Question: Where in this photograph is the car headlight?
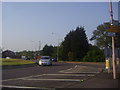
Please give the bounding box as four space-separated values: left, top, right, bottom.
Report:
39 60 42 65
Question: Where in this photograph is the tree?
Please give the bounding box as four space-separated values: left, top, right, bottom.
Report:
51 46 57 58
58 44 64 61
83 45 105 62
68 51 75 61
16 50 35 59
42 44 54 57
90 22 111 49
61 26 89 61
90 21 120 49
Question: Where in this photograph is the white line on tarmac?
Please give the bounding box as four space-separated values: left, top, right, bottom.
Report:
2 78 24 82
78 72 100 74
66 68 72 70
2 74 44 82
59 68 73 72
75 65 78 68
43 74 95 77
2 70 97 82
1 85 54 90
59 65 78 72
22 78 82 82
59 70 100 74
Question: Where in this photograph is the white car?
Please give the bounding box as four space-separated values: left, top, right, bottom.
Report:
39 56 52 66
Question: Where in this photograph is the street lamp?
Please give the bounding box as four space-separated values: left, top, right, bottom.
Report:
51 32 60 61
38 41 41 55
31 41 37 59
32 41 37 52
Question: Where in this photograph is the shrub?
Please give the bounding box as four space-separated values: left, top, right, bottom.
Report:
83 46 105 62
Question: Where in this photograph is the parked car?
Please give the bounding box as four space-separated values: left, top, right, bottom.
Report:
39 56 52 66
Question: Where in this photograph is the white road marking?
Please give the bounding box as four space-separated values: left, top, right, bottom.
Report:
2 73 95 82
59 69 71 73
2 78 24 82
61 71 100 74
78 72 100 74
59 70 65 72
3 65 98 82
1 85 54 90
66 68 72 70
43 74 95 77
75 65 78 68
59 65 78 72
59 65 101 75
22 78 82 82
2 74 44 82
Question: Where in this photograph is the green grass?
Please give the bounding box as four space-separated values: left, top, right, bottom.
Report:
0 58 36 66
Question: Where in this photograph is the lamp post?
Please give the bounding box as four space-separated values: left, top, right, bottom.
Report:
32 41 37 59
38 41 41 55
51 32 60 61
32 41 37 52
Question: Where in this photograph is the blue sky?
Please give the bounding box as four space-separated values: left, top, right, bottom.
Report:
2 2 118 52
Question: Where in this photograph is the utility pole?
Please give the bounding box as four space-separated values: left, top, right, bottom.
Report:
109 0 116 79
39 41 41 55
52 32 59 61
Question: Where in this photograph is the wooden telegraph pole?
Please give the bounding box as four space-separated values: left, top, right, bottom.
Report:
109 0 116 79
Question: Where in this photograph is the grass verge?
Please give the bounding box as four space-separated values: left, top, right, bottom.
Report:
0 58 36 66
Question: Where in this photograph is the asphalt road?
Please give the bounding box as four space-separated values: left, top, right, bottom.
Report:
1 61 105 90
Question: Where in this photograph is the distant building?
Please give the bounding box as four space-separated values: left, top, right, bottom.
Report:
21 56 26 60
2 50 16 58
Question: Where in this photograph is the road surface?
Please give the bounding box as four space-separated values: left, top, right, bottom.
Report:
2 61 105 89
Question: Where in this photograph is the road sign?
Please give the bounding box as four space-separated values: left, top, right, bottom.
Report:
107 32 116 37
107 25 120 33
104 47 112 58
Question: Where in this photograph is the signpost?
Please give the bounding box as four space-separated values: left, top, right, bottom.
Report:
107 25 120 33
107 32 116 37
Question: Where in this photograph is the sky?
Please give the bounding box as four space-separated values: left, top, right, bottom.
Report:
1 1 119 52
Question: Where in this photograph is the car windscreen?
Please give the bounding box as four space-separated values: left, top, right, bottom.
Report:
41 57 50 59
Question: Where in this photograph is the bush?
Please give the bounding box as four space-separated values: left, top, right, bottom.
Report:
83 46 105 62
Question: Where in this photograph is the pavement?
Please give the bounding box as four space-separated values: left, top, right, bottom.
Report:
77 65 119 88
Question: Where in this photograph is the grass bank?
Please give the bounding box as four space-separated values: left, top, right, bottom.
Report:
0 58 36 66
